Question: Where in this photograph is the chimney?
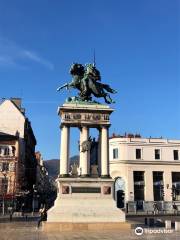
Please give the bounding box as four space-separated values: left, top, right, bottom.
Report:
11 98 22 109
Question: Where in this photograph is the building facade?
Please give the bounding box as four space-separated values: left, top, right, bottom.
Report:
0 133 19 211
35 151 56 209
0 98 37 211
109 135 180 209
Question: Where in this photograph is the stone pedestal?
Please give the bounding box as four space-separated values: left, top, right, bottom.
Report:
44 102 126 231
44 177 126 231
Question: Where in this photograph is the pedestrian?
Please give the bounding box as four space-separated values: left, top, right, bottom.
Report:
37 207 47 228
173 202 178 215
21 203 25 217
153 202 159 215
8 207 13 222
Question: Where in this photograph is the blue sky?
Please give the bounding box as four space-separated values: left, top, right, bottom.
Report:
0 0 179 159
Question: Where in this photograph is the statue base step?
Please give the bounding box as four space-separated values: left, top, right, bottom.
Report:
42 222 131 232
45 178 126 229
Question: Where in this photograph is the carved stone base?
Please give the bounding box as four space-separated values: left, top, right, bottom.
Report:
46 178 125 225
42 222 131 232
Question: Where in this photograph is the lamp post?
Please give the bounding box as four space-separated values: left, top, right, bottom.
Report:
2 171 8 216
32 184 37 216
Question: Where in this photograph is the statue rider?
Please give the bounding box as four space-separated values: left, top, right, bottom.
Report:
57 62 116 104
81 64 101 95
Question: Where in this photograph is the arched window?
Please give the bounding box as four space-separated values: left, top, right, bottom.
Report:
12 146 16 156
115 177 125 209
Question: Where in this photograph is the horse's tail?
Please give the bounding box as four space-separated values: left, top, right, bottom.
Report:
102 84 117 94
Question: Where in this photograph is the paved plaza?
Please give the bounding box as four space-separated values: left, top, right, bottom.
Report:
0 221 180 240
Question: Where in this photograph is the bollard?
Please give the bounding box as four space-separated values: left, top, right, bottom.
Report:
175 221 180 231
126 203 128 213
165 220 171 229
149 218 154 227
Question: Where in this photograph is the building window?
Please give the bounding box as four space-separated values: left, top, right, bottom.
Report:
133 171 144 203
136 149 141 159
4 148 10 156
174 150 179 160
155 149 160 160
2 162 9 171
1 178 8 194
153 172 164 201
113 148 119 159
172 172 180 201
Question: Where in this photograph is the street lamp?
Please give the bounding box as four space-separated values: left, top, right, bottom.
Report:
32 184 37 215
2 171 8 216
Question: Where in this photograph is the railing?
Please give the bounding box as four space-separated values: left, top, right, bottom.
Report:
0 156 17 160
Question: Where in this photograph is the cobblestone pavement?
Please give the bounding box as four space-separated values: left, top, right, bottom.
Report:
0 222 180 240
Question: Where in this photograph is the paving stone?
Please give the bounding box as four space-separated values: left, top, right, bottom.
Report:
0 222 180 240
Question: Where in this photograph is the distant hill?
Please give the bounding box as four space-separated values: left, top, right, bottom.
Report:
44 155 79 179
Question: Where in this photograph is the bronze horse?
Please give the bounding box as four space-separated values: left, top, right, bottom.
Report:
57 63 116 104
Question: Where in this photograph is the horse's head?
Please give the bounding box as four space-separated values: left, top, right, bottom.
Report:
69 63 85 76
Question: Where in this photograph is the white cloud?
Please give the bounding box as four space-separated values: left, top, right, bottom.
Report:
22 50 54 70
0 37 54 70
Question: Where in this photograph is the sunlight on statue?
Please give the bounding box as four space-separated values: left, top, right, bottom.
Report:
57 63 117 104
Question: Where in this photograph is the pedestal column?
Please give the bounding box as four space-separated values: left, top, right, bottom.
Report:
81 126 90 177
97 129 102 176
59 125 70 177
101 126 110 178
79 127 83 176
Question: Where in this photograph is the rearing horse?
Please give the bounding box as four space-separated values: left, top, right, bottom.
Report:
57 63 117 104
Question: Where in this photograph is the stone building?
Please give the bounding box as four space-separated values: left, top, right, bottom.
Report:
109 134 180 210
0 98 37 211
0 132 19 211
35 151 56 209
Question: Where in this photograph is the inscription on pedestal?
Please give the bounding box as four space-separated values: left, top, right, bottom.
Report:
72 187 101 193
62 112 110 125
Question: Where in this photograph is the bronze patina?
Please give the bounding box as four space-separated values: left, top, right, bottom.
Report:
57 63 116 104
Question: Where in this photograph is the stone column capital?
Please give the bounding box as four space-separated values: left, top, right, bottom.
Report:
99 125 110 130
82 125 89 130
60 123 70 130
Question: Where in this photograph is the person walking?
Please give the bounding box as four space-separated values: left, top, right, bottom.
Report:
8 206 13 222
37 206 47 228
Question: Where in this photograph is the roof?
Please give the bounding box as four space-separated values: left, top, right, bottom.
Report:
0 98 36 144
0 132 19 141
0 98 25 117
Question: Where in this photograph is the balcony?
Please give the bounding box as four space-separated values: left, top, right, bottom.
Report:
0 156 17 161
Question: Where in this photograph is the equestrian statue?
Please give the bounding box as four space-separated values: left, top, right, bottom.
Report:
57 63 117 104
